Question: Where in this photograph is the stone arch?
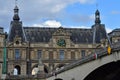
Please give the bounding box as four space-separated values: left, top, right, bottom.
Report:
84 61 120 80
31 64 49 75
31 65 38 75
14 65 21 75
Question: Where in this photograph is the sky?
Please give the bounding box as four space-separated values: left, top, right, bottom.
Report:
0 0 120 33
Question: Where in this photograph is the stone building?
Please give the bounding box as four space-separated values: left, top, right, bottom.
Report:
0 27 6 77
0 5 108 77
109 28 120 44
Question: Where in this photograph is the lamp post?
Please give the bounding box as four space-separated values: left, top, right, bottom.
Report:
1 39 7 79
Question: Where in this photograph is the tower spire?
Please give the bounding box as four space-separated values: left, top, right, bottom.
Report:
13 0 20 21
8 0 26 42
95 2 101 24
15 0 17 6
95 9 101 24
96 3 98 10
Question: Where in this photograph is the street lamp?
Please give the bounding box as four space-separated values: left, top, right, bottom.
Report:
1 38 7 79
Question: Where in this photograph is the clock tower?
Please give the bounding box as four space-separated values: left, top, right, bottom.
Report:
95 9 101 24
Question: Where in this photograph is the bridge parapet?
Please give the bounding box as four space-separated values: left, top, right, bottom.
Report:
7 75 46 79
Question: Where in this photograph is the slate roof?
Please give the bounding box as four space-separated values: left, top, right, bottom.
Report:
7 6 107 44
8 21 26 42
109 28 120 37
68 28 93 43
23 26 106 44
23 27 56 43
7 23 107 44
92 24 107 43
0 27 4 34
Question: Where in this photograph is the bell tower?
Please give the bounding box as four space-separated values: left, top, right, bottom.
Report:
7 1 26 42
95 9 101 24
92 9 107 44
13 5 20 21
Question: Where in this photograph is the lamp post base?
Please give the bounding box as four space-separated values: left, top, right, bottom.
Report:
1 74 7 79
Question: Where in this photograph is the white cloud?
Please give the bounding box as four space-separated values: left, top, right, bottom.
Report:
44 20 62 27
33 24 43 27
65 25 91 29
51 4 66 13
106 27 112 33
33 20 112 33
32 20 91 29
33 20 61 27
19 0 96 18
79 0 96 4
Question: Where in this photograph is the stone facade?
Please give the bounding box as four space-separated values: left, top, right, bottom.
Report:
0 5 111 78
109 28 120 44
0 28 6 77
6 29 97 76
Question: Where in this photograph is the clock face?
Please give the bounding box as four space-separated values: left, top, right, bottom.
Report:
96 15 99 18
57 39 66 47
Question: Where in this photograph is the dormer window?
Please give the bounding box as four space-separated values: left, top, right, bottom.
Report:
16 40 19 45
14 35 22 45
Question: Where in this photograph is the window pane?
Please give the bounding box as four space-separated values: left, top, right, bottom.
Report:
15 49 20 59
71 52 75 59
37 50 42 59
49 51 53 60
81 50 85 58
59 50 64 60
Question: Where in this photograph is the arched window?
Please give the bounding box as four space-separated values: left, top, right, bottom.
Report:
31 64 49 75
32 67 38 75
13 65 21 75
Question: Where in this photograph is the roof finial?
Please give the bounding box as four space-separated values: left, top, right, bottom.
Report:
96 3 98 10
13 0 20 21
15 0 17 6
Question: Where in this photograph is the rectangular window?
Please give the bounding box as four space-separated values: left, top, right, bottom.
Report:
37 50 42 59
59 50 64 60
49 51 53 60
15 49 20 60
71 52 75 60
81 50 85 58
0 51 2 58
